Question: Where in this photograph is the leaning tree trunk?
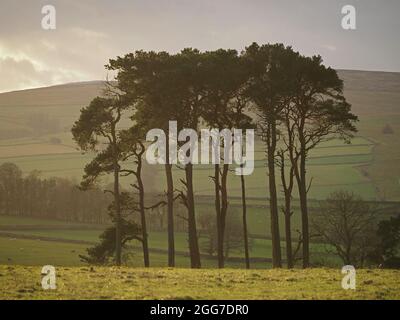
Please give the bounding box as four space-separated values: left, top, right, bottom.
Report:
185 163 201 268
240 165 250 269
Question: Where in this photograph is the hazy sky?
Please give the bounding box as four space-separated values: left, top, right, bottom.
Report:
0 0 399 92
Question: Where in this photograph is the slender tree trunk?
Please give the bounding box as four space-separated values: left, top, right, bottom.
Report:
113 159 122 266
220 163 229 265
267 123 282 268
165 135 175 267
111 123 122 266
240 165 250 269
295 135 310 268
214 164 223 268
165 163 175 267
283 193 293 268
136 152 149 267
279 150 294 269
185 163 201 268
299 158 309 268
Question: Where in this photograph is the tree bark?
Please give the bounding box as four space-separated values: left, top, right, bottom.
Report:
219 164 229 266
185 163 201 268
283 193 293 268
267 122 282 268
136 148 149 267
295 134 310 268
113 153 122 266
240 165 250 269
214 164 223 268
279 150 295 269
165 163 175 267
165 135 175 267
299 163 309 268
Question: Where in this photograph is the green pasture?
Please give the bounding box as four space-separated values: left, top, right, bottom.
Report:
0 215 343 268
1 265 399 299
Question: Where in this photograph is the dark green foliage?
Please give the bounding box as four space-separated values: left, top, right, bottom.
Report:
72 93 129 265
369 214 400 268
79 218 142 265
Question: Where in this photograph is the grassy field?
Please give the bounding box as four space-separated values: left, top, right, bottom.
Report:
0 265 399 300
0 215 341 269
0 235 338 267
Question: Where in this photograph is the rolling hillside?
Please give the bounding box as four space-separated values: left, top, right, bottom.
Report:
1 70 400 270
0 70 400 200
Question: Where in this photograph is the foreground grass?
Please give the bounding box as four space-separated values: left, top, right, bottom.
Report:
0 265 399 300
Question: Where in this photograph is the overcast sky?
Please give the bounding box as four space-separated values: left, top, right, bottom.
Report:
0 0 399 92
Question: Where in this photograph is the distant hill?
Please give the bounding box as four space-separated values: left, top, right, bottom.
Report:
338 70 400 117
0 81 108 141
338 70 400 93
0 70 399 116
0 81 106 108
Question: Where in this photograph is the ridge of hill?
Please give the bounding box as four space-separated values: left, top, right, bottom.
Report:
0 81 106 107
0 70 399 115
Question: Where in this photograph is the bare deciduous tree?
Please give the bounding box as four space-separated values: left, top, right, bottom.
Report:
312 190 377 266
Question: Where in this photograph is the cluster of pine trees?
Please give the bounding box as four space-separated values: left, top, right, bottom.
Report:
72 42 358 269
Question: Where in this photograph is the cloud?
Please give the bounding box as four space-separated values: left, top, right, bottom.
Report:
321 44 337 52
0 0 399 92
0 56 48 92
69 27 108 40
0 54 85 93
0 24 113 92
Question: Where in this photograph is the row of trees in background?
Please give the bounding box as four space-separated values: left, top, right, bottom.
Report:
0 162 110 223
72 42 358 269
0 162 196 231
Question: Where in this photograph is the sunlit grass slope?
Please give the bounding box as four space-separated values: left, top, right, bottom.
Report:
0 266 399 300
